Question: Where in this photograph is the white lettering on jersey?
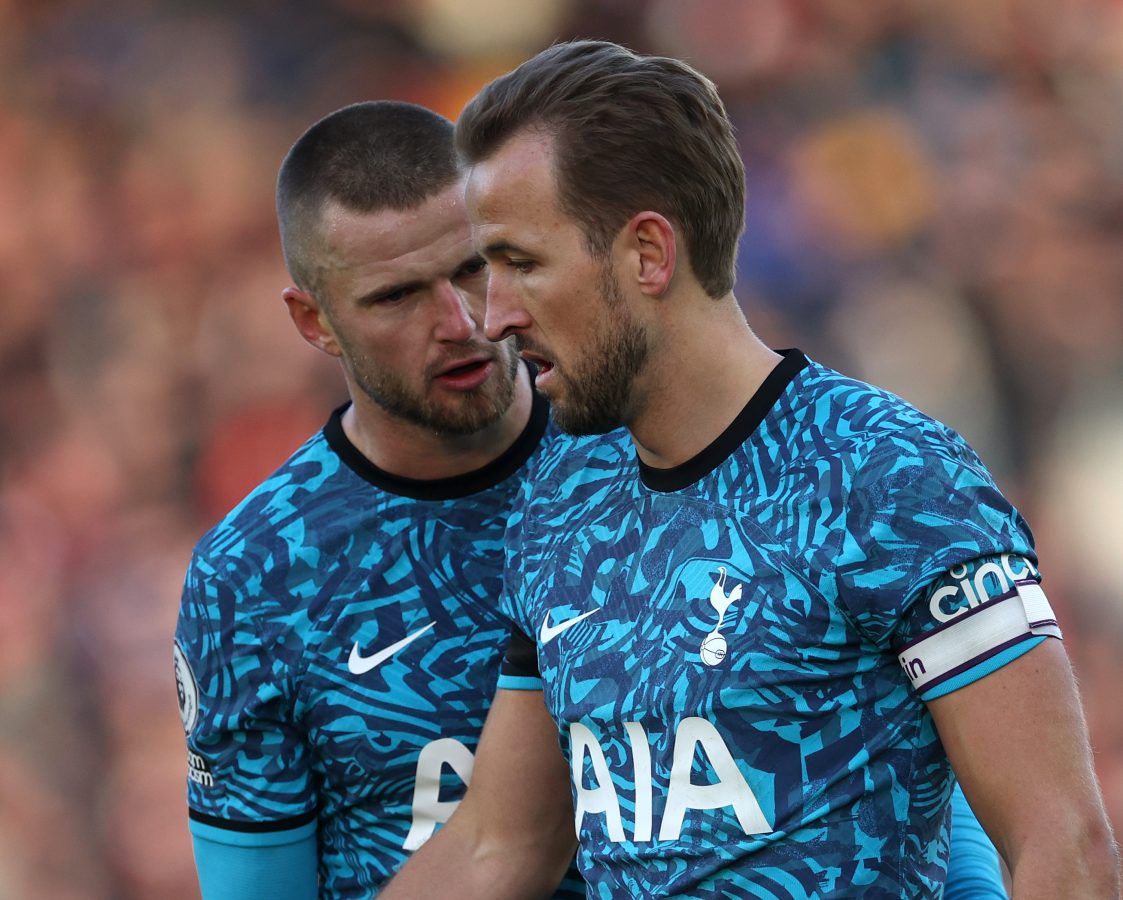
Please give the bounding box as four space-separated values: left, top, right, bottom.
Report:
571 723 627 842
626 722 654 842
660 717 772 839
571 718 772 843
187 749 214 787
402 738 474 851
928 554 1040 622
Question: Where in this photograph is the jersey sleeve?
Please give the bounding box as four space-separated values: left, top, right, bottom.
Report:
945 783 1007 899
835 423 1037 643
191 825 318 900
894 554 1059 701
495 475 543 692
497 625 543 690
833 425 1058 699
175 545 317 848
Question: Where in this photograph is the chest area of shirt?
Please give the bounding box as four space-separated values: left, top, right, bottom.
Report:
520 494 861 720
282 504 514 747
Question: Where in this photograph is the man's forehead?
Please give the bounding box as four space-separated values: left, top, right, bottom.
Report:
323 190 469 252
316 193 475 286
465 131 557 215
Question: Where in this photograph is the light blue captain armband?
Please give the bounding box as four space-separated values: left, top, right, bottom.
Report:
897 579 1062 702
946 783 1007 899
190 814 318 900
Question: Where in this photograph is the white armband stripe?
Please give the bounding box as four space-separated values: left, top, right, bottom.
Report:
897 580 1061 694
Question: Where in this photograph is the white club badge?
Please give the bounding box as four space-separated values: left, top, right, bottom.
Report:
700 566 743 666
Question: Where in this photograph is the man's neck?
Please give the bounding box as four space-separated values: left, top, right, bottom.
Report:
341 365 535 481
626 297 781 470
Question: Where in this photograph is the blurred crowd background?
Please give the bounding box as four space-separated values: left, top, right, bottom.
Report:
2 0 1122 897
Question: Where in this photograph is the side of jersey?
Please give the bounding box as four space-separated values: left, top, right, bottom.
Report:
499 352 1044 899
176 400 552 897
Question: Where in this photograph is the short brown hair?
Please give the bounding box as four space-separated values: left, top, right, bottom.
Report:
456 40 745 298
277 101 458 294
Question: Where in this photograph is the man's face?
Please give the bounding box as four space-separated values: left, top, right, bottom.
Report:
313 184 519 435
467 132 649 435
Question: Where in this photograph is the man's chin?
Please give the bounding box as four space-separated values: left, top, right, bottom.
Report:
427 386 517 436
550 399 620 437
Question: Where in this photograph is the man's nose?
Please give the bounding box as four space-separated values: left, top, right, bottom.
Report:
432 280 477 343
483 270 531 342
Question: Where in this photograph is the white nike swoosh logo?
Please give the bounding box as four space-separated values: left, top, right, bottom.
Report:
348 622 436 675
539 608 601 644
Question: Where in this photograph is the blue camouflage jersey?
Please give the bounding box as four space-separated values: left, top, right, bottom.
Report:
499 349 1056 899
175 391 582 898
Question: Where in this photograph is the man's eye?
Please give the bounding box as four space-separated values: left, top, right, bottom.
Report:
373 290 406 304
459 258 488 278
508 260 534 273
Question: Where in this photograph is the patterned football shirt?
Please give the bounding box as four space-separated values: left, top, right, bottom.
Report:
176 391 581 897
499 350 1056 899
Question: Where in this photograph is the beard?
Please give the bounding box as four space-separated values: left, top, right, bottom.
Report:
344 338 521 436
530 264 650 436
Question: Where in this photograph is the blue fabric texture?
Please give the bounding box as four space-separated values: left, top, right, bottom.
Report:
176 395 581 897
498 350 1039 898
192 830 318 900
946 783 1008 898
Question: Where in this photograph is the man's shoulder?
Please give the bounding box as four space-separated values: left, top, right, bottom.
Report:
530 425 632 490
188 426 341 576
790 358 968 458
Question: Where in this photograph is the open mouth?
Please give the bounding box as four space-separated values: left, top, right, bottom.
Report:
434 356 494 391
441 359 489 378
520 351 554 376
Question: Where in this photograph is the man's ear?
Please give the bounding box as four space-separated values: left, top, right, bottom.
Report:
282 286 341 357
627 211 677 298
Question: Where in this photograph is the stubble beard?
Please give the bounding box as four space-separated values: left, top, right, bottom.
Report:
541 264 650 436
347 339 522 437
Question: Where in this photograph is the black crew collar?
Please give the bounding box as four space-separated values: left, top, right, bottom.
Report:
324 389 549 500
638 349 809 493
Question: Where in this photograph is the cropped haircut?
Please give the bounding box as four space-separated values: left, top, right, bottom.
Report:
456 40 745 298
277 101 459 295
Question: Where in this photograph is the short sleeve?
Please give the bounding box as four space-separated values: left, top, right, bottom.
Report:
175 547 316 840
894 553 1060 701
835 424 1036 649
498 626 542 689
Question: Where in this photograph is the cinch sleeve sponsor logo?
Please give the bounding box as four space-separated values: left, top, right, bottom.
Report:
899 579 1061 693
927 554 1039 623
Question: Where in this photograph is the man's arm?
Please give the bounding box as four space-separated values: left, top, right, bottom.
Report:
929 640 1120 899
382 687 578 898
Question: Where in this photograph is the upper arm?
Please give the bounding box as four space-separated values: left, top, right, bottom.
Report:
928 639 1107 871
380 687 577 899
457 687 575 856
176 551 316 854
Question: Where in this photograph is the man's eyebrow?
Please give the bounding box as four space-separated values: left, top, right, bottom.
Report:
354 279 424 304
456 251 486 270
481 239 528 258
